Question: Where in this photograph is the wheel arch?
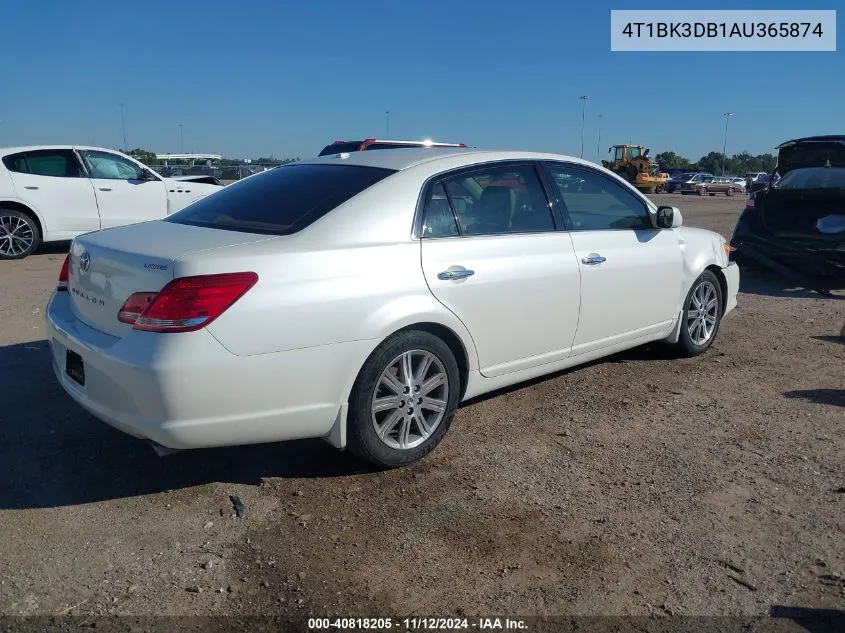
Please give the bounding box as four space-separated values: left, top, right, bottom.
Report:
705 264 729 316
326 318 475 451
0 199 44 237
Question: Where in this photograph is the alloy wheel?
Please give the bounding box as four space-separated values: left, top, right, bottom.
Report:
0 214 34 257
687 280 719 346
371 349 449 450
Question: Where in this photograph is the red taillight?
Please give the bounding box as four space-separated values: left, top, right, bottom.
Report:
57 254 70 291
118 272 258 333
117 292 158 324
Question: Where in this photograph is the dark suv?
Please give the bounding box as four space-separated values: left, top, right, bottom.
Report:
318 138 467 157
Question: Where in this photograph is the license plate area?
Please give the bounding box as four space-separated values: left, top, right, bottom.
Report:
66 349 85 386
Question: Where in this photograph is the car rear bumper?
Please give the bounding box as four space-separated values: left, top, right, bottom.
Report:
730 232 845 290
46 292 368 449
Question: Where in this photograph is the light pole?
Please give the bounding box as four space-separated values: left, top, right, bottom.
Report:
579 96 588 158
721 112 732 175
179 124 184 153
385 111 390 138
118 103 127 151
596 114 603 162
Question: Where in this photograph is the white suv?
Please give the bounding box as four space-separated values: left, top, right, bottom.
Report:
0 146 222 259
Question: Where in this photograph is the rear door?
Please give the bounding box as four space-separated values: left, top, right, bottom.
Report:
78 149 168 228
3 149 99 238
542 161 684 355
419 162 581 378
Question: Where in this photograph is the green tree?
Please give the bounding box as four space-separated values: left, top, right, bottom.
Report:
124 148 159 165
655 151 691 169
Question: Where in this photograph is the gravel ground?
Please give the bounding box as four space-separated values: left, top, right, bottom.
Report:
0 193 843 622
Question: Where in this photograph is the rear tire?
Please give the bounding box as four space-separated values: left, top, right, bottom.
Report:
726 188 735 197
698 187 707 196
346 330 461 468
0 209 40 260
674 270 724 357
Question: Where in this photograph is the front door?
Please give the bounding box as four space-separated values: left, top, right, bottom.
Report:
419 163 581 378
78 149 168 229
543 162 684 355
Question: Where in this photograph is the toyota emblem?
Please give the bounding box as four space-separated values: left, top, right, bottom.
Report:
79 251 91 273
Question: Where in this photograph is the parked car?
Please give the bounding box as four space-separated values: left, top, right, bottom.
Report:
47 148 739 468
744 172 770 193
0 146 222 259
730 135 845 293
319 138 467 157
691 176 744 197
679 172 716 194
664 172 695 193
730 177 747 191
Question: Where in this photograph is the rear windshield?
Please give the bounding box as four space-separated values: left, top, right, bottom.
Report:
166 164 396 235
773 166 845 190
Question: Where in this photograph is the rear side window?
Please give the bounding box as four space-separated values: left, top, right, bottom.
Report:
2 152 30 173
3 149 83 177
166 164 396 235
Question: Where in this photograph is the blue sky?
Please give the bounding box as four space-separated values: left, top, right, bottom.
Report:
3 0 841 160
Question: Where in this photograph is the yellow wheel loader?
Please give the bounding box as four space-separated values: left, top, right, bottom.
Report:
601 145 669 194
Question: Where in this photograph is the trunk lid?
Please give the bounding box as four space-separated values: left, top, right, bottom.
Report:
775 137 845 176
68 221 276 337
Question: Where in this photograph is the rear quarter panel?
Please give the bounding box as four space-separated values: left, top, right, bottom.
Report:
185 238 478 369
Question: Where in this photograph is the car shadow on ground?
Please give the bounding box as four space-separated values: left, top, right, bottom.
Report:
769 605 845 633
783 389 845 408
738 266 845 300
34 241 71 256
0 340 375 511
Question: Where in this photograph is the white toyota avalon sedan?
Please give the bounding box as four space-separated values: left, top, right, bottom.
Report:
46 148 739 468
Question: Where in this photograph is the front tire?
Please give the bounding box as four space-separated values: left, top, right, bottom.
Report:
674 270 724 357
0 209 41 260
346 330 461 468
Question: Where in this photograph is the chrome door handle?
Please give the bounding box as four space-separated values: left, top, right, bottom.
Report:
437 269 475 280
581 255 607 265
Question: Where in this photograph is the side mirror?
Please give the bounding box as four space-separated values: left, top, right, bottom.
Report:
655 205 683 229
138 168 157 181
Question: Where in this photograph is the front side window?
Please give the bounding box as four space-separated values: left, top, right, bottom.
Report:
432 164 554 236
547 163 652 231
3 149 83 177
80 150 144 180
167 163 395 235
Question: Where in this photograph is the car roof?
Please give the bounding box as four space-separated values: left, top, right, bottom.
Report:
300 147 600 172
0 144 126 156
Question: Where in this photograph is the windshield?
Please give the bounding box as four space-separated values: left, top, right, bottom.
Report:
166 164 396 234
772 166 845 190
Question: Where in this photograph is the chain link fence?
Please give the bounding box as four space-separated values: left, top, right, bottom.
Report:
150 163 282 183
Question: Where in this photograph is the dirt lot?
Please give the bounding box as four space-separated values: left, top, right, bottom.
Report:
1 194 843 623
